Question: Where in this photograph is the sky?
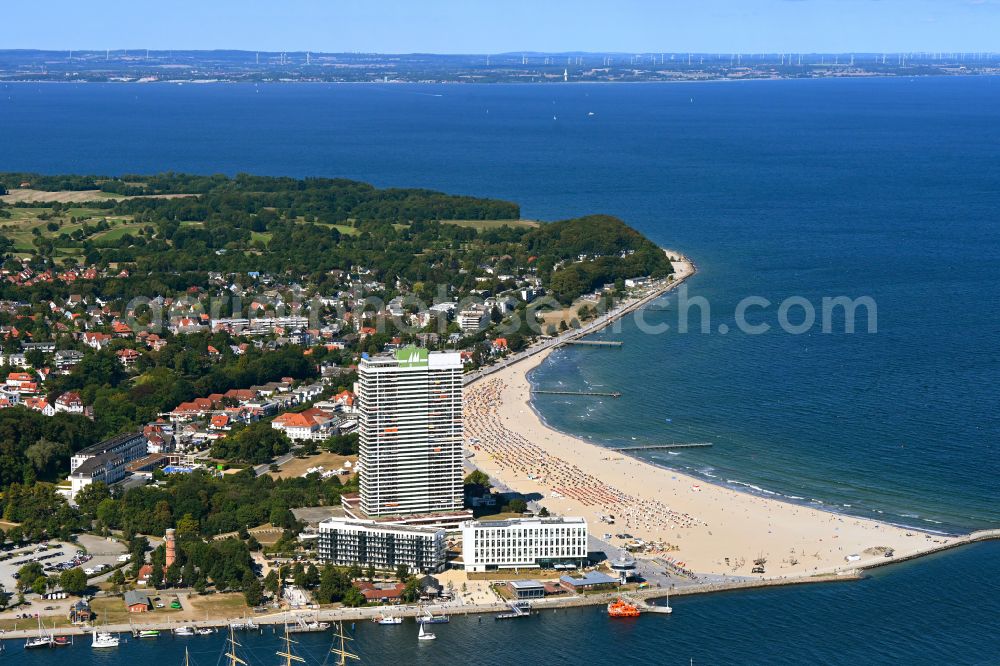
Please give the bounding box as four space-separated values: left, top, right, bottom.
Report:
4 0 999 54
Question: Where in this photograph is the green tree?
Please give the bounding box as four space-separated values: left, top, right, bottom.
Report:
148 565 163 589
165 562 181 588
16 563 44 592
505 498 528 514
401 577 420 603
264 570 280 597
75 481 112 516
243 573 263 607
109 569 126 595
59 567 88 596
342 585 365 607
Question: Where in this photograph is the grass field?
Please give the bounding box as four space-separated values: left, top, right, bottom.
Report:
268 451 357 480
315 221 360 236
185 592 249 618
91 223 146 243
439 219 540 231
0 205 137 253
0 189 119 204
0 189 197 204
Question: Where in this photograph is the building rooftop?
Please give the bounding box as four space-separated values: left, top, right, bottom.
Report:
72 450 127 477
318 517 445 536
508 579 545 590
124 590 150 607
469 516 587 529
74 431 143 458
560 571 618 587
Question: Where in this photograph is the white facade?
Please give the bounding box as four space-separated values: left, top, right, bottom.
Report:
357 347 463 517
70 432 147 473
457 307 489 334
461 517 588 572
316 518 446 574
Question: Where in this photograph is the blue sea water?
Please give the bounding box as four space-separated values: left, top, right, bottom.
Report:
1 78 998 664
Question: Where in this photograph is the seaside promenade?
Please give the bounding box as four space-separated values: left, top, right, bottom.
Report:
4 529 999 640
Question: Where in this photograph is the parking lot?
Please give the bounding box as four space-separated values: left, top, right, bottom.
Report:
0 534 128 592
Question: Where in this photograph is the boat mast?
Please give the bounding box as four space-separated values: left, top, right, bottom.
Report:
276 626 306 666
330 622 359 665
225 627 248 666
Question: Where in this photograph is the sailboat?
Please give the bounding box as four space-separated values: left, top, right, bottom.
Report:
276 626 306 666
24 615 55 649
330 622 360 665
224 627 248 666
417 622 436 641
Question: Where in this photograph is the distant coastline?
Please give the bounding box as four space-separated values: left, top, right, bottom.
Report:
2 49 997 85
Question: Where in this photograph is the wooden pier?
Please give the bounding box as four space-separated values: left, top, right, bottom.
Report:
531 389 622 398
564 340 623 347
611 442 713 452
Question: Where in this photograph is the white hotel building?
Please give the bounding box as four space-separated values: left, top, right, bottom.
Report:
316 518 446 574
461 517 589 572
357 347 465 518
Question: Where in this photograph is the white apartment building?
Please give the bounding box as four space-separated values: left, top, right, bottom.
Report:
316 518 446 574
457 306 490 334
68 431 148 502
357 347 464 517
461 517 589 572
70 431 147 473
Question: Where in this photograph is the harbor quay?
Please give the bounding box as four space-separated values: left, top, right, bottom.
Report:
4 525 999 642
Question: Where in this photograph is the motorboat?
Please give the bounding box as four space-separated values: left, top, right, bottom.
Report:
375 615 402 625
174 626 195 636
286 617 330 633
417 611 450 624
195 627 216 635
92 630 120 648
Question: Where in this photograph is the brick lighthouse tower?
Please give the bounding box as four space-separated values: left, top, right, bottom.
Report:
165 528 176 568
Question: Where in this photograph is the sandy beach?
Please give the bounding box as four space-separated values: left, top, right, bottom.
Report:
465 253 955 579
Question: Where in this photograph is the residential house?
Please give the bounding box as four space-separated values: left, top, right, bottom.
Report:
55 391 84 413
82 332 112 350
124 590 151 612
271 407 337 441
116 348 141 369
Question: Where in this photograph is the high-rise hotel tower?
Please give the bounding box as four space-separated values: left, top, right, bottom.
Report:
357 347 464 517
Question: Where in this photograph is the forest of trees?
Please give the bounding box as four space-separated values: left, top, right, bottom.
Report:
0 173 671 307
77 466 354 538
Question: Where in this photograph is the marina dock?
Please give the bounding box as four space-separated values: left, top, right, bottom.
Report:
564 340 623 347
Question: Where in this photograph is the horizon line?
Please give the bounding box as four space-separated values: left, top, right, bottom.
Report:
2 48 997 56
